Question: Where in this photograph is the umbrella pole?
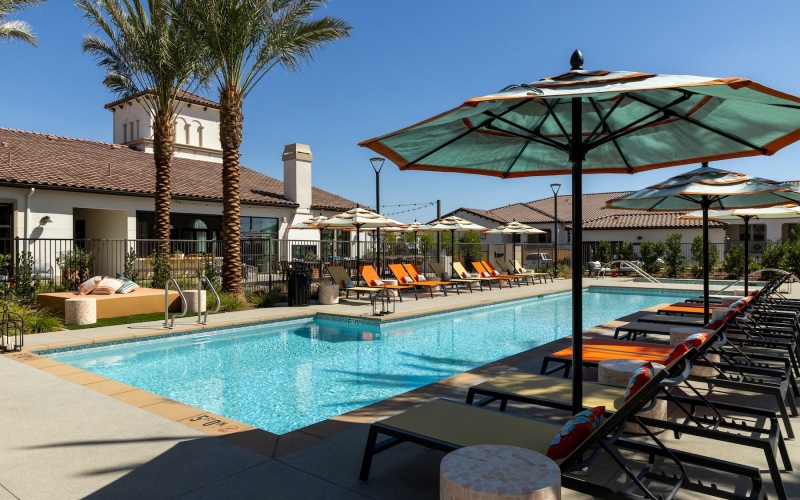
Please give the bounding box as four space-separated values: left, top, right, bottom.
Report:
702 198 710 324
356 227 361 280
743 216 750 296
570 97 584 415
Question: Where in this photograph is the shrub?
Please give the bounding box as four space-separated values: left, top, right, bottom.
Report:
616 241 636 262
663 234 683 278
217 292 251 312
639 241 665 275
760 241 788 272
722 243 748 279
150 251 171 290
3 301 64 333
596 241 611 263
123 247 140 282
460 232 482 264
248 289 284 308
56 248 94 291
689 236 719 278
13 251 38 305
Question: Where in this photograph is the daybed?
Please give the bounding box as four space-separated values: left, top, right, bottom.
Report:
37 288 181 319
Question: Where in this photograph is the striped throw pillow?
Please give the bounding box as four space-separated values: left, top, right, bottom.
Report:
116 280 139 294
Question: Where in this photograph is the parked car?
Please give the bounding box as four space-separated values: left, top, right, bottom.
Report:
523 252 553 269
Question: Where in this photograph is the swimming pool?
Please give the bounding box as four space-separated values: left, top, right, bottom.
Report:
45 288 689 434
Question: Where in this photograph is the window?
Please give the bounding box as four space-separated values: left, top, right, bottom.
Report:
737 223 766 241
241 217 278 239
0 204 12 256
122 123 128 143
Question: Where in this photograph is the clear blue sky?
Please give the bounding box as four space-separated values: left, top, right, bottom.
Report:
4 1 800 224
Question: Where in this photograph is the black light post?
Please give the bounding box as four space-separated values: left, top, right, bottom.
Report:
550 183 561 278
370 157 385 276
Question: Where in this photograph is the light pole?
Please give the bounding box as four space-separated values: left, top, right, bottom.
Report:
370 157 385 275
550 183 561 278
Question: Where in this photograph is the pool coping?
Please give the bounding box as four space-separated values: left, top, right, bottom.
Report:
5 283 690 459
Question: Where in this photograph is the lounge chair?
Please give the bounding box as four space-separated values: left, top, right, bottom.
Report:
511 259 553 283
360 349 766 499
402 263 463 294
428 262 481 292
539 334 798 440
472 261 523 287
452 261 504 289
466 342 792 499
483 260 533 285
387 264 447 298
327 265 384 302
358 265 417 301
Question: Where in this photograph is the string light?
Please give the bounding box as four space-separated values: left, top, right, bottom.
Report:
382 201 436 217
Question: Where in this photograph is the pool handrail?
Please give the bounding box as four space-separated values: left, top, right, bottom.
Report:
198 275 221 325
164 278 188 329
605 260 660 283
716 268 796 295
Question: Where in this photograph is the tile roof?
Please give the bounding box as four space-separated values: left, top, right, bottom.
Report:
0 128 356 211
455 191 734 230
582 212 726 229
105 89 220 110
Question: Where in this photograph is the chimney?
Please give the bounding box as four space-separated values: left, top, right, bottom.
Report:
282 143 313 213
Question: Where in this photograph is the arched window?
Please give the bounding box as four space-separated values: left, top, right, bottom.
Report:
122 123 128 143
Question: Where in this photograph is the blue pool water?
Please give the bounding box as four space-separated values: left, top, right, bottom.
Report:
46 288 688 434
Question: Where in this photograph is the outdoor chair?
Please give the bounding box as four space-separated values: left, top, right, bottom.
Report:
452 261 506 289
402 263 462 294
359 265 417 300
587 261 610 277
511 259 553 283
387 264 447 298
328 265 383 302
465 334 793 498
481 260 531 285
428 262 481 292
359 349 766 499
31 262 53 281
472 261 523 287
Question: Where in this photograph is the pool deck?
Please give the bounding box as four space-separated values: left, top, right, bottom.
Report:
2 277 798 499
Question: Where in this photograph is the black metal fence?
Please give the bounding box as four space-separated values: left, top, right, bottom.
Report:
0 237 775 296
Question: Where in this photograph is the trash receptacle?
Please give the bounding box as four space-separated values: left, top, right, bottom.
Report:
287 267 311 306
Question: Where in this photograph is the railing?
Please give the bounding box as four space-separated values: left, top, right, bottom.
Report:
716 268 794 295
604 260 660 283
164 278 187 329
197 275 220 325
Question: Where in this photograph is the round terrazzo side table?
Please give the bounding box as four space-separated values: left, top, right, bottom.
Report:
439 444 560 500
64 298 97 325
597 359 667 434
317 284 340 305
382 279 399 297
183 290 207 313
669 327 718 378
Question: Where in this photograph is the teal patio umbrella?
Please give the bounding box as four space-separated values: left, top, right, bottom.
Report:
680 204 800 295
608 164 800 322
360 50 800 413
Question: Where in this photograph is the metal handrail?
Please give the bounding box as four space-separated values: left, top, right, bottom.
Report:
716 268 796 294
197 276 221 325
604 260 661 284
164 278 188 329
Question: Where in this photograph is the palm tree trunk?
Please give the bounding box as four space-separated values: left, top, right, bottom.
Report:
220 87 244 296
153 109 175 257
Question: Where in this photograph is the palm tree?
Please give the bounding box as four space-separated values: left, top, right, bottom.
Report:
0 0 46 46
78 0 207 256
180 0 351 295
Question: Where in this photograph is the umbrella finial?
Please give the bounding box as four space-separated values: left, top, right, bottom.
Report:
570 50 584 70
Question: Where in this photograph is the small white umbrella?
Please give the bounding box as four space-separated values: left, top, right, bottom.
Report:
680 205 800 294
314 207 407 271
426 216 487 259
484 221 546 265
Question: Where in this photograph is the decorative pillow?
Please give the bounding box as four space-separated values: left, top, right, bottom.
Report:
78 276 102 295
345 280 355 288
93 277 124 295
441 272 450 280
417 274 427 281
402 276 414 283
117 280 139 294
492 270 500 276
519 267 527 273
624 362 655 402
482 271 491 278
461 272 468 278
703 319 725 331
372 280 384 286
662 333 711 366
546 406 605 460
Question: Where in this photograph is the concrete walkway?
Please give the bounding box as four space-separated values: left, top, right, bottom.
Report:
1 277 798 498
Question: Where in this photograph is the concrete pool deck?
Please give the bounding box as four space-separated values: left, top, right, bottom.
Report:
2 277 798 498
